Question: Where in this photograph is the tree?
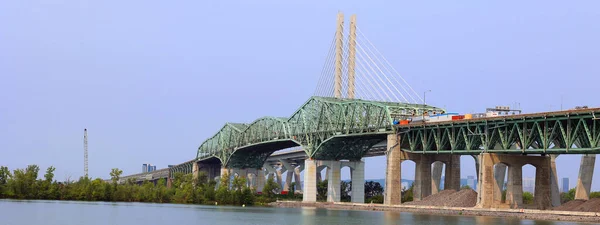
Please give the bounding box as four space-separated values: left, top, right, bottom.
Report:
110 168 123 185
0 166 10 198
262 176 279 198
523 192 534 204
401 183 414 203
317 180 328 201
364 181 383 199
341 181 351 202
215 172 232 204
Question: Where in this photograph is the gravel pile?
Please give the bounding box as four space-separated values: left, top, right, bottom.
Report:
552 200 585 211
405 188 477 207
444 189 478 207
552 198 600 212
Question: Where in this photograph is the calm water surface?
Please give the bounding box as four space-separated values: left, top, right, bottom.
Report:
0 200 590 225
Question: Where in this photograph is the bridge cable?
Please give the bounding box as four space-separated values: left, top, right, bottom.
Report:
314 32 336 97
357 26 423 103
356 40 408 103
354 42 398 102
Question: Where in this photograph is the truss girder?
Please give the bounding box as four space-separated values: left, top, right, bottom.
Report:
169 160 194 178
197 96 442 166
398 111 600 154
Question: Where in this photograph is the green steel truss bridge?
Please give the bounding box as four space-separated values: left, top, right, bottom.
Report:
196 96 442 169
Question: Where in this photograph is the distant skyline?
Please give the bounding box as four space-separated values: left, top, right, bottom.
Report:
1 0 599 190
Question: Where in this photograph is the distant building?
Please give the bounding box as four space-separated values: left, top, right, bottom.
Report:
142 163 156 173
561 177 569 193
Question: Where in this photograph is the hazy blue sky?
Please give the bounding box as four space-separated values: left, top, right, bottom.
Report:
1 1 599 189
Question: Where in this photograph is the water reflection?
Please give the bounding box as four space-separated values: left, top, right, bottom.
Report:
0 200 591 225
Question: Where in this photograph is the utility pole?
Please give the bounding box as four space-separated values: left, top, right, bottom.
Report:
334 11 344 98
84 128 88 178
423 90 431 120
347 14 357 99
423 90 431 106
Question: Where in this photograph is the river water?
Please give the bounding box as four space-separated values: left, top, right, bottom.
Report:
0 200 588 225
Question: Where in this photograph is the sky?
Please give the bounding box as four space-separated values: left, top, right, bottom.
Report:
1 1 599 190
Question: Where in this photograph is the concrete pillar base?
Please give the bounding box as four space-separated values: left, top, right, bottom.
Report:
476 153 551 210
431 161 443 194
384 134 402 205
350 160 365 203
575 154 596 200
302 160 318 202
326 161 341 202
413 154 432 201
257 168 266 193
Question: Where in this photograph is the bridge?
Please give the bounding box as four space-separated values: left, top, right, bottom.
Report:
119 12 599 210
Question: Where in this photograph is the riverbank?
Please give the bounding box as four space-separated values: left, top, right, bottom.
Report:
269 201 600 223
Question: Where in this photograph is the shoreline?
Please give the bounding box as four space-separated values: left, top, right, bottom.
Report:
269 201 600 223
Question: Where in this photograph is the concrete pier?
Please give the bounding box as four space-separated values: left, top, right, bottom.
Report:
493 164 507 204
303 159 318 202
349 160 365 203
256 168 265 192
575 154 596 200
549 155 561 207
444 155 461 191
477 153 551 210
294 165 303 193
413 155 432 201
384 134 402 205
326 161 341 202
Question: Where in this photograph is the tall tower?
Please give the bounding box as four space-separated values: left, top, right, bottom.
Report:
333 11 344 98
347 14 357 99
84 128 88 178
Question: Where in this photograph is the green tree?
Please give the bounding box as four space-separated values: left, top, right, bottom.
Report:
0 166 11 198
262 176 279 198
560 188 576 203
364 181 383 199
401 183 414 203
341 181 351 202
110 168 123 185
215 172 232 204
317 180 328 201
523 192 534 204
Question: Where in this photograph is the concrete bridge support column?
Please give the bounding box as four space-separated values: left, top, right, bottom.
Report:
575 154 596 200
413 155 432 201
384 134 402 205
350 160 365 203
279 160 294 192
431 162 443 194
550 155 561 207
256 168 266 193
534 160 552 209
276 168 286 192
284 171 294 192
444 155 461 191
477 153 551 209
192 162 199 180
220 167 230 179
294 165 304 193
505 165 523 208
302 159 318 202
326 161 342 202
493 164 507 204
